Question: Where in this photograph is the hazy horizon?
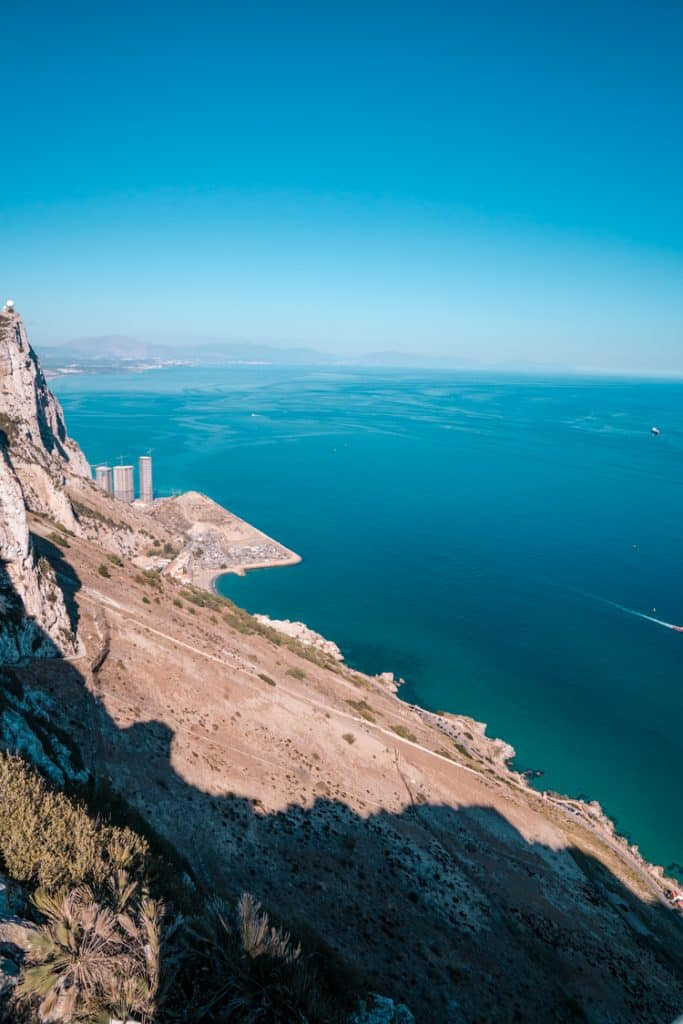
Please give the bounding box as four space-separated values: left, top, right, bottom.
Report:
3 1 683 373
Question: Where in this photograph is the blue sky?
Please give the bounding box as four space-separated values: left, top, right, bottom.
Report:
1 0 682 370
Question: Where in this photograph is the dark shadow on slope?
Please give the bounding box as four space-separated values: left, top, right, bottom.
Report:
31 533 82 637
1 578 683 1023
0 561 61 660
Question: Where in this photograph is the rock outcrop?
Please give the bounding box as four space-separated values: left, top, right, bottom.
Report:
0 311 89 529
0 311 88 661
254 613 344 661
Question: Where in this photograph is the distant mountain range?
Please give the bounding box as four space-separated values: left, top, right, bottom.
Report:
39 335 336 370
38 335 477 373
41 336 612 377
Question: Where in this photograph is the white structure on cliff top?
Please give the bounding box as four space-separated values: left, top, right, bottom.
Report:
3 299 15 312
113 464 134 503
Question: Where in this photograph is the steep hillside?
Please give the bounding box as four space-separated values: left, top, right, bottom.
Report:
0 311 89 661
0 313 682 1023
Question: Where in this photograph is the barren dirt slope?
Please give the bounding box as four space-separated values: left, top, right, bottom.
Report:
10 500 683 1024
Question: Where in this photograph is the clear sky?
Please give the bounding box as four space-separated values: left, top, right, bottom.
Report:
1 0 682 370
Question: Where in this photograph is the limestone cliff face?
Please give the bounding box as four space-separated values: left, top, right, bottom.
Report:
0 311 87 662
0 311 89 530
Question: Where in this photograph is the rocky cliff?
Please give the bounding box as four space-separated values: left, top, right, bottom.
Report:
0 311 88 661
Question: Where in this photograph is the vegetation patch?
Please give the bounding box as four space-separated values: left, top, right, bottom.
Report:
47 531 69 549
0 754 354 1023
136 568 162 589
258 673 277 687
346 699 376 723
390 724 417 743
286 666 306 680
97 563 111 578
53 522 75 538
106 552 124 567
451 739 471 759
72 499 124 531
0 752 149 892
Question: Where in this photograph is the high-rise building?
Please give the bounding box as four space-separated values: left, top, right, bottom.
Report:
113 465 134 503
95 465 113 494
139 455 153 503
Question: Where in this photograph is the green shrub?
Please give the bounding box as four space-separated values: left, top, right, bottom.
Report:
53 521 75 537
342 733 356 745
0 753 149 892
258 673 276 687
346 699 376 723
390 724 417 743
72 500 122 531
136 568 162 588
47 531 69 549
185 893 347 1023
451 739 470 759
284 638 340 673
286 666 305 680
106 552 124 567
97 563 111 578
17 877 176 1024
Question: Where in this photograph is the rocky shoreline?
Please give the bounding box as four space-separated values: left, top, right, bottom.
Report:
210 590 683 906
233 604 683 906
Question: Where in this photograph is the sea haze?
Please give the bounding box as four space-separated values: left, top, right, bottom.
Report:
52 365 683 878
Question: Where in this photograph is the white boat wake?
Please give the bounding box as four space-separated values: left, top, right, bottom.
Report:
593 596 683 632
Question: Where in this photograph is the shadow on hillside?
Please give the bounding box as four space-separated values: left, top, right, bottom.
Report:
1 574 683 1024
31 534 82 636
0 558 62 660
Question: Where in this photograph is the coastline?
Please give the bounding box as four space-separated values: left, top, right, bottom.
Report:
203 558 682 901
148 490 302 588
205 551 301 594
68 458 683 900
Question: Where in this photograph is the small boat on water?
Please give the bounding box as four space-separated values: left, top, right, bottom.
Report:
651 426 661 435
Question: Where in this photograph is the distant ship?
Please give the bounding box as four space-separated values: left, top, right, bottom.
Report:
651 426 661 436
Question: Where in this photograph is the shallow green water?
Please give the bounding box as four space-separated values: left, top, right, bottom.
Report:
53 365 683 877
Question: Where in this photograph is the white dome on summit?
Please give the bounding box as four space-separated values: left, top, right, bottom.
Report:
3 299 15 311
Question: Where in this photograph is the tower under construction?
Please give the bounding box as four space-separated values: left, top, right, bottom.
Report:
113 465 134 503
94 465 113 494
139 455 153 503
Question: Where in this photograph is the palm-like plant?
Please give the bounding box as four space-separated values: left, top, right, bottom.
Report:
18 886 124 1022
187 893 325 1023
16 876 179 1024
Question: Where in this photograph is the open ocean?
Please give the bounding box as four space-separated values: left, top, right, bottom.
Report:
52 365 683 878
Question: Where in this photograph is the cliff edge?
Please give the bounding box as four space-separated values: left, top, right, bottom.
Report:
0 311 89 661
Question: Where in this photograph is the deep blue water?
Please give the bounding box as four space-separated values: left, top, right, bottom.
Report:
52 365 683 877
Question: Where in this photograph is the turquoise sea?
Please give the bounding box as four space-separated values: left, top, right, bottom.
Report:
52 365 683 878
